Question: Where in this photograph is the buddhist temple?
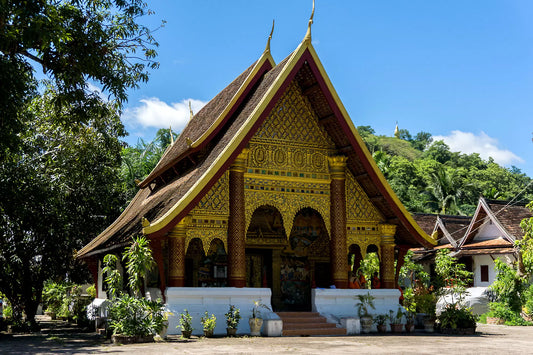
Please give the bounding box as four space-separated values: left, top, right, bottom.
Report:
78 11 436 335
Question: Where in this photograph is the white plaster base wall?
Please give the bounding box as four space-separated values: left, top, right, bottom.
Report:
313 289 402 332
165 287 278 336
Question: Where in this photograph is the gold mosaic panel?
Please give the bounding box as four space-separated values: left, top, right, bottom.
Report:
345 170 384 223
186 227 227 255
252 81 335 149
191 171 229 216
244 188 330 240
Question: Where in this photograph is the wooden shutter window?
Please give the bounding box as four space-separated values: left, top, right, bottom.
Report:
480 265 489 282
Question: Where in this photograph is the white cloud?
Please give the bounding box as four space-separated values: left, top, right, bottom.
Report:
86 82 106 100
123 98 207 131
433 130 523 165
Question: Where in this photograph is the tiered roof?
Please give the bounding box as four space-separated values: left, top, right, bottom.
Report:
78 27 436 258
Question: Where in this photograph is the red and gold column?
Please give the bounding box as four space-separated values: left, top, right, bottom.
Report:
168 218 188 287
329 156 349 289
380 224 397 289
228 149 249 287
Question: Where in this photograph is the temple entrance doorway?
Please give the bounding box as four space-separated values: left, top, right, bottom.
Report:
281 208 330 311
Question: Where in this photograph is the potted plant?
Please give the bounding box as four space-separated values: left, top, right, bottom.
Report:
249 300 271 336
225 305 241 336
374 314 388 333
402 288 416 333
389 308 404 333
417 292 437 332
356 292 375 333
159 309 174 339
201 311 217 337
178 309 194 338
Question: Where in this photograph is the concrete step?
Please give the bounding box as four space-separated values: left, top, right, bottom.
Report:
283 322 337 330
276 312 347 337
282 327 347 336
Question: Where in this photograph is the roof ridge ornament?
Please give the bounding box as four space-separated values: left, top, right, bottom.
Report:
303 0 315 44
264 19 275 53
189 100 194 121
169 125 174 144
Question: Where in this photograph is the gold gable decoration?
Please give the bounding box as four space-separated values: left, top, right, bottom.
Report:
192 171 230 216
345 170 384 223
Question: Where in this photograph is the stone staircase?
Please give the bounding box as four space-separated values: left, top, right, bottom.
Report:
276 312 347 336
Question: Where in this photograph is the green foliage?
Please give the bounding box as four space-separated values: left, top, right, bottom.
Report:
178 309 194 332
86 285 97 299
399 250 430 288
357 125 533 214
42 281 70 315
0 0 161 154
389 307 403 324
434 249 473 303
107 295 165 336
490 259 527 313
355 292 375 318
251 300 271 319
0 88 126 323
359 252 380 288
438 304 477 329
122 235 155 298
374 314 388 326
102 254 122 299
201 311 217 332
225 305 241 329
523 284 533 317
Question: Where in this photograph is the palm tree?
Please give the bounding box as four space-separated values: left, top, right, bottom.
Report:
424 166 470 215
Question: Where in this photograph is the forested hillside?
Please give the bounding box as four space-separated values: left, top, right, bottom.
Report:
357 126 533 215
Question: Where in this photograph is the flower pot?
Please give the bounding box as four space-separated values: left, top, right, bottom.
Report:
159 322 168 339
249 317 263 336
390 323 403 333
112 334 154 344
405 323 415 333
377 324 387 333
181 330 192 338
203 329 214 338
45 311 56 320
360 316 373 333
486 317 505 325
226 327 237 337
423 319 435 333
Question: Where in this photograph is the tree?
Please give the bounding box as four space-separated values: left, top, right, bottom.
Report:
411 131 432 151
0 89 126 324
0 0 161 155
424 166 472 215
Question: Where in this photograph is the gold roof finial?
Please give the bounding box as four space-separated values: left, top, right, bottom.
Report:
189 101 194 121
394 121 400 138
169 125 174 144
264 19 275 53
303 0 315 44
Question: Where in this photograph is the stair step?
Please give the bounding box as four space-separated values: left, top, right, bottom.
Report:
278 316 328 323
283 322 337 330
276 312 320 318
282 328 347 336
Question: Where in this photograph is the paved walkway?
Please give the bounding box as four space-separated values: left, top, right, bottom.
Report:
1 322 532 354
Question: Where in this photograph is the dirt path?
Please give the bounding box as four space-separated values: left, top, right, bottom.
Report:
1 323 532 354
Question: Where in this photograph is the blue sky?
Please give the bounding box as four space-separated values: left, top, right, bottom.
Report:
117 1 533 177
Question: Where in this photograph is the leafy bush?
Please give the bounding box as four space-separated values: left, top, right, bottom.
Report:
225 305 241 329
179 309 193 332
438 304 477 329
490 259 527 313
201 311 216 332
107 295 165 336
484 302 532 326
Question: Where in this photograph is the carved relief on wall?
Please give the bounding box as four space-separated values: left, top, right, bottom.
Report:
244 187 330 241
190 171 229 216
346 226 382 259
186 224 227 255
345 171 384 223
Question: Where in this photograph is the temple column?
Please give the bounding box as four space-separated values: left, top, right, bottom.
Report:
228 149 249 287
328 156 349 289
380 224 397 289
150 237 166 302
395 246 409 288
168 218 188 287
84 256 99 298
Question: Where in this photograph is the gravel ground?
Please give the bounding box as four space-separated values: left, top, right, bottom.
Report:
1 322 532 354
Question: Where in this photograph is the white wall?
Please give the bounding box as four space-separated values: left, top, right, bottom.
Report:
472 254 514 287
473 222 501 241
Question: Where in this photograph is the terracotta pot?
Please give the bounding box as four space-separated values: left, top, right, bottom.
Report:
181 330 192 338
390 323 403 333
112 334 154 344
203 329 214 338
405 323 415 333
377 324 387 333
226 327 237 337
249 317 263 336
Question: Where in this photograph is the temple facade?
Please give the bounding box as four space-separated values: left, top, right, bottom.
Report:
78 21 435 335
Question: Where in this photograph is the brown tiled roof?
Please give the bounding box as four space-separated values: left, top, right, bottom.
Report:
455 248 517 256
412 214 438 235
485 199 532 239
412 213 471 246
78 55 290 257
462 237 513 249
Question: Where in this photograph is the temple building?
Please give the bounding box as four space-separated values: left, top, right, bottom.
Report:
78 17 436 335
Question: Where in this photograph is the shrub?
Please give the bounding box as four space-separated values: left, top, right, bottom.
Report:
179 309 193 332
201 311 216 332
438 303 477 329
225 305 241 329
107 295 165 336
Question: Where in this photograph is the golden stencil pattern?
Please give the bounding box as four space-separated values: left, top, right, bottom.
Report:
252 81 335 149
186 228 227 255
346 233 382 259
345 171 384 223
244 189 330 239
191 171 229 216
